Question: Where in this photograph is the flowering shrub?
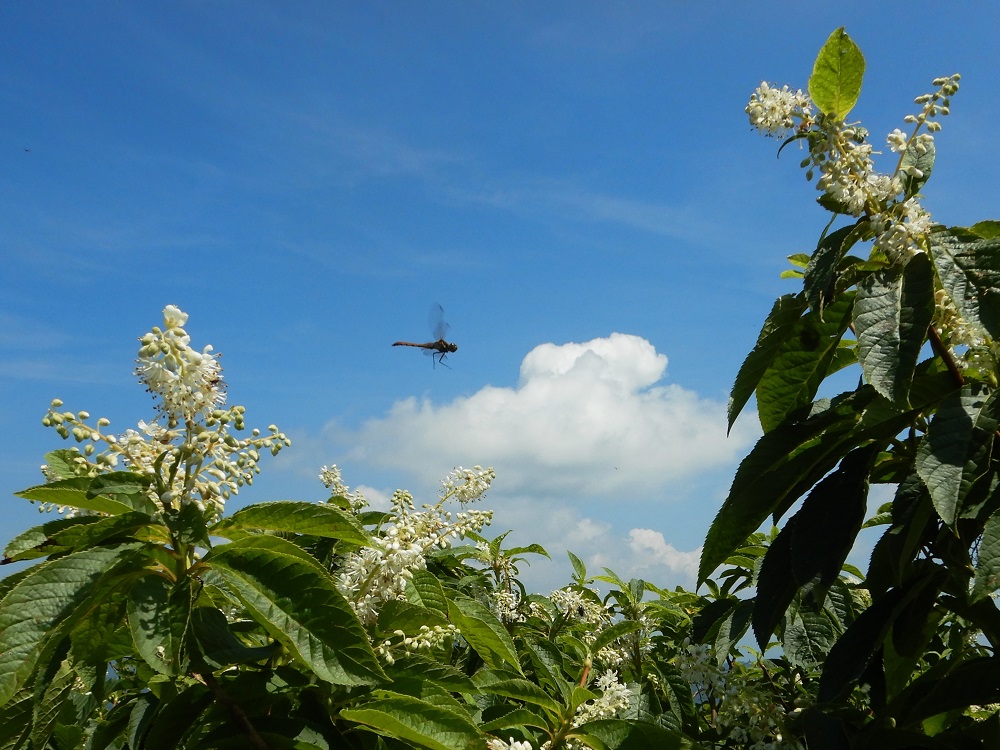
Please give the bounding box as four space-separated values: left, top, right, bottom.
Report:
1 27 998 750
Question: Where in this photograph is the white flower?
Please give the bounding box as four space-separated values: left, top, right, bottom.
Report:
136 306 226 422
886 128 908 152
440 465 496 503
746 82 812 138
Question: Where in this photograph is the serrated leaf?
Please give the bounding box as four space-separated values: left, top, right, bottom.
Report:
713 599 753 664
208 537 386 686
15 478 139 517
447 596 522 674
854 252 934 404
407 570 450 617
0 690 32 749
782 599 839 669
3 518 92 562
480 678 562 714
210 501 369 545
340 691 482 750
127 575 192 675
385 654 478 695
0 544 138 704
931 228 1000 340
916 385 1000 525
728 294 810 431
701 389 875 584
30 658 75 750
569 718 698 750
973 512 1000 602
479 707 549 732
808 27 865 119
756 294 855 432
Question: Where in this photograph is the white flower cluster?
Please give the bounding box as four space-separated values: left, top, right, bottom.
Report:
136 305 226 423
440 465 496 504
574 670 631 723
547 588 612 628
374 624 458 666
319 464 369 511
38 307 290 519
336 485 493 624
487 739 533 750
489 590 524 624
745 82 812 138
747 74 960 261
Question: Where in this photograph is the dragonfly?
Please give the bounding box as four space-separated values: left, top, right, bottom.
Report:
393 304 458 367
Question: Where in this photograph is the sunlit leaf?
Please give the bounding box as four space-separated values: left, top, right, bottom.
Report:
808 27 865 119
340 691 482 750
208 538 386 686
210 501 369 545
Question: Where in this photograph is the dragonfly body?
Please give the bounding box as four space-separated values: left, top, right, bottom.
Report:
392 339 458 364
393 305 458 366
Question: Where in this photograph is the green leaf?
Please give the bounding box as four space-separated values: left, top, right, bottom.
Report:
969 220 1000 239
88 472 156 512
210 501 369 545
567 550 588 582
127 575 192 675
0 690 32 749
808 27 865 119
782 598 839 669
15 478 142 517
479 707 549 732
728 294 809 431
478 678 562 714
973 512 1000 602
0 544 137 705
804 222 866 314
407 570 450 617
190 606 280 668
447 596 522 674
756 294 855 432
376 600 451 638
916 385 1000 525
854 252 934 404
569 718 699 750
3 518 92 562
900 136 935 197
385 654 478 695
931 228 1000 340
700 389 874 583
340 691 483 750
31 658 76 750
207 537 386 686
589 620 642 657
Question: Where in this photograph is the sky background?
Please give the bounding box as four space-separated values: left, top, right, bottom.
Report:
3 2 999 592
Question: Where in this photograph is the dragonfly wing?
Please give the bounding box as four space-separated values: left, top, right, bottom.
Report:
429 303 450 341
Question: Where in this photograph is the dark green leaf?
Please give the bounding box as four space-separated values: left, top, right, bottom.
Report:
479 708 549 732
728 294 809 431
190 606 280 668
569 718 699 750
916 385 1000 525
589 620 642 658
808 27 865 119
407 570 450 617
782 599 839 669
931 228 1000 340
0 544 138 705
854 252 934 404
208 537 386 686
478 678 562 713
804 222 866 313
700 388 875 583
756 294 855 432
340 691 483 750
15 478 140 517
210 501 369 545
973 511 1000 602
447 596 522 674
127 575 192 675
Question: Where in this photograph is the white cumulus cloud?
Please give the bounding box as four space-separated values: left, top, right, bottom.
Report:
340 333 755 497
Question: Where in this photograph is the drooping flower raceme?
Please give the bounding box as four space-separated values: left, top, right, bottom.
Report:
39 306 290 520
745 82 812 138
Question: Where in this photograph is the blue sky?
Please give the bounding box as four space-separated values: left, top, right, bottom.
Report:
3 2 999 591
